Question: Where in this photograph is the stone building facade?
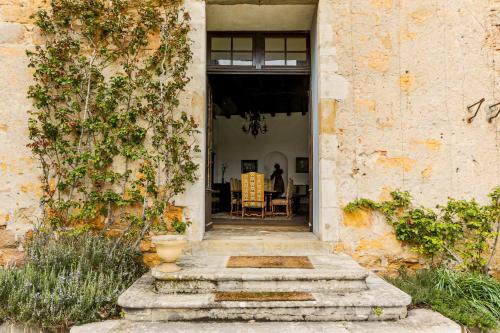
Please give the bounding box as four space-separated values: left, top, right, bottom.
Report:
0 0 499 274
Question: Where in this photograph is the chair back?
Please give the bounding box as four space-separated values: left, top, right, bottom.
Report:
241 172 265 208
285 178 294 200
229 178 240 199
230 178 241 191
264 178 274 192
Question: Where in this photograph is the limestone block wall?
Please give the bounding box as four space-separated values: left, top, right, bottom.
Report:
0 0 206 265
321 0 500 274
0 0 498 275
0 0 42 265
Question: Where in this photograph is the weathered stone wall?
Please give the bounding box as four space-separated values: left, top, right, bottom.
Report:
0 0 42 265
0 0 498 274
321 0 500 275
0 0 206 265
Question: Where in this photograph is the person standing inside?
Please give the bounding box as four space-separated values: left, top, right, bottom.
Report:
270 163 285 197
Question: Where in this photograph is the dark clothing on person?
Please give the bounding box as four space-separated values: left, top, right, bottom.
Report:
271 169 284 196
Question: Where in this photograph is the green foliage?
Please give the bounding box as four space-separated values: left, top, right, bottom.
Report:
387 267 500 329
344 188 500 273
27 0 197 238
150 217 191 235
0 231 147 329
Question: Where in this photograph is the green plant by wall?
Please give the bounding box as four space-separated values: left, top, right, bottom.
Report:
26 0 198 240
344 188 500 274
0 231 147 329
387 267 500 329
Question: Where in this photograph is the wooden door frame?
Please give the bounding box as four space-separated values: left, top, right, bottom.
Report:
207 31 311 75
204 80 214 231
307 86 313 231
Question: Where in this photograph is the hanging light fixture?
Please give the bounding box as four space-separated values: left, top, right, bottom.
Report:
241 110 268 137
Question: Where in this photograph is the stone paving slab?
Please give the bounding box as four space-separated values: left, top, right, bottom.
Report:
71 309 461 333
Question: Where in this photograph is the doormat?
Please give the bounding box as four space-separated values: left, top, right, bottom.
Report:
226 256 314 269
214 291 315 302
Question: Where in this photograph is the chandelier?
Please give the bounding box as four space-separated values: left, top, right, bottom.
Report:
241 110 268 137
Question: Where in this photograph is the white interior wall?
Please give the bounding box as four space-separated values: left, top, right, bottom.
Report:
213 113 309 185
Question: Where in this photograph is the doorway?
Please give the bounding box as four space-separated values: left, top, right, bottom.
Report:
205 73 312 231
204 32 314 233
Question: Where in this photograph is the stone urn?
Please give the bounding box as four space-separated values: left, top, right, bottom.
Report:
151 235 187 273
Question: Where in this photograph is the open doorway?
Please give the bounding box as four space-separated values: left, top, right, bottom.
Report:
206 74 312 231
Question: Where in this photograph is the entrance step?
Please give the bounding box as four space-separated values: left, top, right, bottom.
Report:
71 310 462 333
191 231 330 256
152 254 368 293
118 273 411 322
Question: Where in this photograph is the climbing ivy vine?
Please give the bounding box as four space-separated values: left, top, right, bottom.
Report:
344 188 500 274
26 0 198 241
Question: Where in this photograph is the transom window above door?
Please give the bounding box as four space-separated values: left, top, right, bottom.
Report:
208 32 310 74
210 36 253 66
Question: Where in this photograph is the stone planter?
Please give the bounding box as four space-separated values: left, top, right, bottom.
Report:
151 235 187 273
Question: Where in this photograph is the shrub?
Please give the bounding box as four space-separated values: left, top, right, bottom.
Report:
344 187 500 274
387 267 500 329
0 231 147 329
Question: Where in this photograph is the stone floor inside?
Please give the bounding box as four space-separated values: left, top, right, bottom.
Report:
204 224 315 238
210 213 310 232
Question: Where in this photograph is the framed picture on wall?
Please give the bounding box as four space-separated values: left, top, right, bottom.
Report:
296 157 309 173
241 160 258 173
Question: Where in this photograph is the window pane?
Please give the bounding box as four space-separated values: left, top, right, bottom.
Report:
287 38 306 51
233 37 252 51
265 52 285 66
265 38 284 51
286 52 307 66
211 51 231 65
211 37 231 51
233 52 252 66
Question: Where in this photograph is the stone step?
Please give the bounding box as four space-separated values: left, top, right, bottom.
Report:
71 310 462 333
190 232 331 256
152 254 368 293
118 273 411 322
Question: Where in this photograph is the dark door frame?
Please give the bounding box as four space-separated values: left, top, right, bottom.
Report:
207 31 311 75
204 73 313 228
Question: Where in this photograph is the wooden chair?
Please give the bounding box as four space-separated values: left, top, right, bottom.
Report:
264 178 274 192
271 178 294 217
229 178 241 216
241 172 266 218
211 189 221 213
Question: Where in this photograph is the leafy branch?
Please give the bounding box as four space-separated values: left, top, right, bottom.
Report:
344 188 500 274
26 0 198 245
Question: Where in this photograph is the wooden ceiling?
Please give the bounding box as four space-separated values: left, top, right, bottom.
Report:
209 74 310 118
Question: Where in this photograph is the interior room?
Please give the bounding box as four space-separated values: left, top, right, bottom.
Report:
208 74 311 228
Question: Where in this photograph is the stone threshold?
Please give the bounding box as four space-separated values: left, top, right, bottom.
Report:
190 231 331 256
